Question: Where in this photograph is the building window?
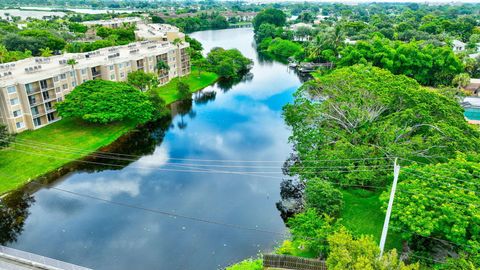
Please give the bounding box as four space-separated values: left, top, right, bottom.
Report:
62 84 68 90
81 69 86 75
16 121 24 129
33 117 42 127
13 110 22 117
10 98 19 106
118 63 123 68
47 112 55 122
125 62 130 67
7 86 16 94
53 76 59 82
109 65 114 70
60 74 67 80
120 72 124 78
70 71 75 77
55 87 61 93
72 82 77 87
110 74 115 80
31 106 39 115
57 97 63 102
25 83 33 94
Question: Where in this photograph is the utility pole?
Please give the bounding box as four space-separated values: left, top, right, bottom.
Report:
379 158 400 257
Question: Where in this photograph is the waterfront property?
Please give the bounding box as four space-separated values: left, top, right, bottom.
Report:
0 40 190 133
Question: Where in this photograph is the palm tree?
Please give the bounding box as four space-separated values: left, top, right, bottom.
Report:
67 59 78 84
39 47 53 57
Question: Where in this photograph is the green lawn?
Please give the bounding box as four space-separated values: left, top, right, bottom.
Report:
0 70 219 195
155 69 219 104
0 119 136 194
340 189 403 251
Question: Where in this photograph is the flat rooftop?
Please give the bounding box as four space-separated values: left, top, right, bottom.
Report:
82 17 142 26
0 40 184 87
135 23 185 40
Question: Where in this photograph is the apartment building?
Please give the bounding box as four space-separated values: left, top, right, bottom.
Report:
0 40 190 133
82 18 185 42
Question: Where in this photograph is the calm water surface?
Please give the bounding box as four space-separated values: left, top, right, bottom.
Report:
4 28 303 270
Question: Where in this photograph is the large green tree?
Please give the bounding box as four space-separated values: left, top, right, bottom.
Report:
0 125 12 149
252 8 287 31
206 47 253 79
57 80 155 124
384 154 480 265
283 65 479 186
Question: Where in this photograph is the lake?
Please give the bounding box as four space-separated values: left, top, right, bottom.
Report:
2 28 303 270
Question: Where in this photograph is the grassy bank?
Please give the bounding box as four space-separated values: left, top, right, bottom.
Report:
340 189 402 251
0 70 219 195
155 69 219 104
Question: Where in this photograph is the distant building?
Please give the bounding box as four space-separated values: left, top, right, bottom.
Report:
135 23 185 42
452 39 466 52
82 17 143 28
465 78 480 96
0 40 190 133
345 38 357 45
82 18 185 42
289 22 313 31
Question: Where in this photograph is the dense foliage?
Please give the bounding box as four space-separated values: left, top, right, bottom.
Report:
127 70 158 92
0 124 12 148
384 154 480 266
284 65 478 185
252 8 287 31
166 12 229 33
57 80 155 124
326 229 419 270
338 37 464 86
305 179 343 217
206 47 253 79
284 65 479 186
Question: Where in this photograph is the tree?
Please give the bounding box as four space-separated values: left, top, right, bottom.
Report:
305 179 343 217
177 81 191 99
151 15 165 24
253 8 287 31
452 73 470 89
56 80 155 124
266 38 303 60
155 60 170 76
0 125 12 149
283 65 479 186
127 70 158 91
383 154 480 264
286 209 338 257
39 47 52 57
326 229 419 270
206 47 253 79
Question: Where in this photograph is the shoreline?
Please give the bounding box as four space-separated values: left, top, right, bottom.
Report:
0 70 219 197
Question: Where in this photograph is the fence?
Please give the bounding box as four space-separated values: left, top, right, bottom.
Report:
0 245 92 270
263 254 327 270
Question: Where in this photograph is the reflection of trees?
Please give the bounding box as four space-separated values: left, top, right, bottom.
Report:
217 72 254 92
0 191 34 245
75 116 173 173
172 98 193 130
194 90 217 105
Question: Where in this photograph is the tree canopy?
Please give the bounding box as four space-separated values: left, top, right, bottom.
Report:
384 154 480 265
57 80 155 124
253 8 287 31
206 47 253 79
283 65 479 186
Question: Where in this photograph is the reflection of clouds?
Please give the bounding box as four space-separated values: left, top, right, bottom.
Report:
62 176 141 200
132 146 169 176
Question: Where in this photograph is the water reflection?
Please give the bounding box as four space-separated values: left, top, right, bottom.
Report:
0 191 34 245
5 28 303 270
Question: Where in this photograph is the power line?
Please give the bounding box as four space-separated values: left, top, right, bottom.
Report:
6 140 394 170
7 137 394 163
6 148 395 178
